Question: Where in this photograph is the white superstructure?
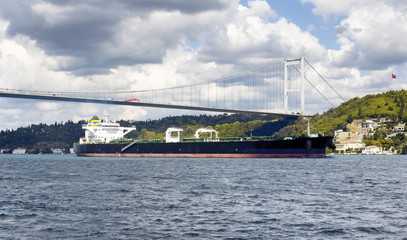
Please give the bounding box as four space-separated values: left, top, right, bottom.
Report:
165 127 183 143
194 128 219 139
79 112 136 144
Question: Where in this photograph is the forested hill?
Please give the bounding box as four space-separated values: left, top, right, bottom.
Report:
309 90 407 134
269 90 407 137
0 113 295 151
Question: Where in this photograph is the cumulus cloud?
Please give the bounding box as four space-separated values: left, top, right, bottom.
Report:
0 0 233 75
299 0 407 105
305 0 407 69
199 2 326 68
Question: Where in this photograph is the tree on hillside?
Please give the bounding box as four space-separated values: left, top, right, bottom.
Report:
137 129 156 140
357 106 362 118
272 117 306 137
346 114 353 123
399 100 405 121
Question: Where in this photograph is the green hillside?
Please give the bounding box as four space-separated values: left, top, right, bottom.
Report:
273 90 407 137
311 90 407 134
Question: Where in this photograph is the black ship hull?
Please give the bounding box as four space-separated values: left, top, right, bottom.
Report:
74 136 335 158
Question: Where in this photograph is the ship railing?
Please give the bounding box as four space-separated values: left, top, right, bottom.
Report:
181 136 281 142
182 138 220 142
133 139 164 143
111 139 165 144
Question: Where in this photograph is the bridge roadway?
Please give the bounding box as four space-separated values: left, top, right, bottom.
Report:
0 91 305 118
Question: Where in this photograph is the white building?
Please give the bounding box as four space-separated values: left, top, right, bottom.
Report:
362 146 383 155
12 148 26 154
336 142 365 153
51 148 64 154
360 120 378 137
393 123 405 132
335 131 365 153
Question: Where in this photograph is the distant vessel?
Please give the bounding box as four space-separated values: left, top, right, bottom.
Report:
73 113 335 158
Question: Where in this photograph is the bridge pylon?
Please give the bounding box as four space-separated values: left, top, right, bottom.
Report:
284 57 305 115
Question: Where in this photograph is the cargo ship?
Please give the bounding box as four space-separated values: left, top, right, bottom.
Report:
73 113 335 158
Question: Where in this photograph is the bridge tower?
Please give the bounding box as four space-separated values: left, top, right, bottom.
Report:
284 57 305 115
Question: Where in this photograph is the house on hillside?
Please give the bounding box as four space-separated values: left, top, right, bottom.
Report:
347 119 362 133
334 131 365 154
377 118 389 131
393 123 405 132
360 120 378 137
362 146 383 155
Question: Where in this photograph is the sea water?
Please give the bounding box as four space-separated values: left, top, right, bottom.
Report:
1 154 407 239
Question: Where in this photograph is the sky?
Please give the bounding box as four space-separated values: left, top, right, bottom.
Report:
0 0 407 130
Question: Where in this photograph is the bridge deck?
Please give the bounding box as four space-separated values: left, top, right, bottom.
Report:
0 91 305 117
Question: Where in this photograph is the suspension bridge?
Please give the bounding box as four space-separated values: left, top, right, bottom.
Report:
0 57 344 117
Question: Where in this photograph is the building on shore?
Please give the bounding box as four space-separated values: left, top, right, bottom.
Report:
12 148 26 155
51 148 63 154
334 130 365 154
362 146 383 155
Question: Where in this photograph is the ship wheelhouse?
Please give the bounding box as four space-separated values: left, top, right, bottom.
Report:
79 112 136 144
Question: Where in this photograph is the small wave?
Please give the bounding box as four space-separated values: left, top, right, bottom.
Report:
107 188 131 193
166 204 183 209
247 209 270 216
317 228 346 236
201 209 226 214
356 226 392 235
183 232 200 237
287 222 316 229
249 220 268 224
13 213 38 219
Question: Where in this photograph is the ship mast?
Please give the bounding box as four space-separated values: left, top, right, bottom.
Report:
103 110 109 122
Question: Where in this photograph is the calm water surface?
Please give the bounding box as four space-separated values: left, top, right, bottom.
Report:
1 154 407 239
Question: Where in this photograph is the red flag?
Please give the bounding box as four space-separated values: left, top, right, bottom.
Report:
392 74 396 79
